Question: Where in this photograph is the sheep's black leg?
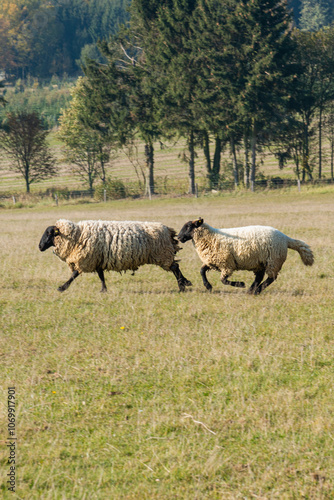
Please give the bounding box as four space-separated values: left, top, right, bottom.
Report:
254 277 276 295
58 270 80 292
170 262 192 292
221 275 245 288
181 272 192 287
97 269 107 293
248 270 265 294
200 265 212 291
184 279 192 287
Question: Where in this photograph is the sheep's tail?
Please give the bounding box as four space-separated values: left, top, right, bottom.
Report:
168 227 182 256
287 237 314 266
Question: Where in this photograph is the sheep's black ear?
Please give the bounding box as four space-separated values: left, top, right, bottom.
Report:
193 218 203 228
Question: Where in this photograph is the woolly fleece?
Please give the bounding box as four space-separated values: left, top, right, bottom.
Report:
53 219 181 274
193 223 314 279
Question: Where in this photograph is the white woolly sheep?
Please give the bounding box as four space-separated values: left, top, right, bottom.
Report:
39 219 192 293
177 218 314 295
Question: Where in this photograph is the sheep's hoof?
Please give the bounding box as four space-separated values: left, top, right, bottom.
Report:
57 286 66 293
184 280 192 287
205 284 212 292
100 288 107 293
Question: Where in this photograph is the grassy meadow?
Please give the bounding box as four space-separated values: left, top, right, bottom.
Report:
2 131 333 197
1 187 334 498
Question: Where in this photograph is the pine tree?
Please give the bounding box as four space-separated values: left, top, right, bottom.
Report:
229 0 296 186
83 32 163 195
189 0 237 187
131 0 201 194
191 0 297 187
299 0 331 31
292 28 334 180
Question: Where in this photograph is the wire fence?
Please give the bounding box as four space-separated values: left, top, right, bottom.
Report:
0 177 333 205
217 177 334 191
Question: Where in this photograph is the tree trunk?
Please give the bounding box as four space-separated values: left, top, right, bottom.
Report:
24 162 30 193
203 131 213 189
88 171 94 195
302 158 306 182
294 150 300 180
230 136 239 187
212 135 221 188
99 145 106 183
203 131 211 176
149 143 154 194
188 130 196 195
145 142 155 196
331 139 334 181
302 118 313 181
318 107 322 179
250 120 257 190
243 134 250 188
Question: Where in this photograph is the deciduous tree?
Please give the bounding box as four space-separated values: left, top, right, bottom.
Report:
0 111 57 192
58 77 115 192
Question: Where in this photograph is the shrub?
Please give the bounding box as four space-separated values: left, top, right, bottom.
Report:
94 178 127 201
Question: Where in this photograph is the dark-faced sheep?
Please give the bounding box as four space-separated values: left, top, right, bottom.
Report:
177 218 314 295
39 219 192 293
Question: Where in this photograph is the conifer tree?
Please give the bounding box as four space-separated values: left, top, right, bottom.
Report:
83 34 162 195
225 0 297 186
131 0 201 194
189 0 245 187
292 28 334 180
189 0 297 188
299 0 332 31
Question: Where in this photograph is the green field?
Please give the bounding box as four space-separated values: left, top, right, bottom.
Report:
1 187 334 498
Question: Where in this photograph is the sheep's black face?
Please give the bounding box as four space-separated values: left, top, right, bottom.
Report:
178 218 204 243
39 225 59 251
